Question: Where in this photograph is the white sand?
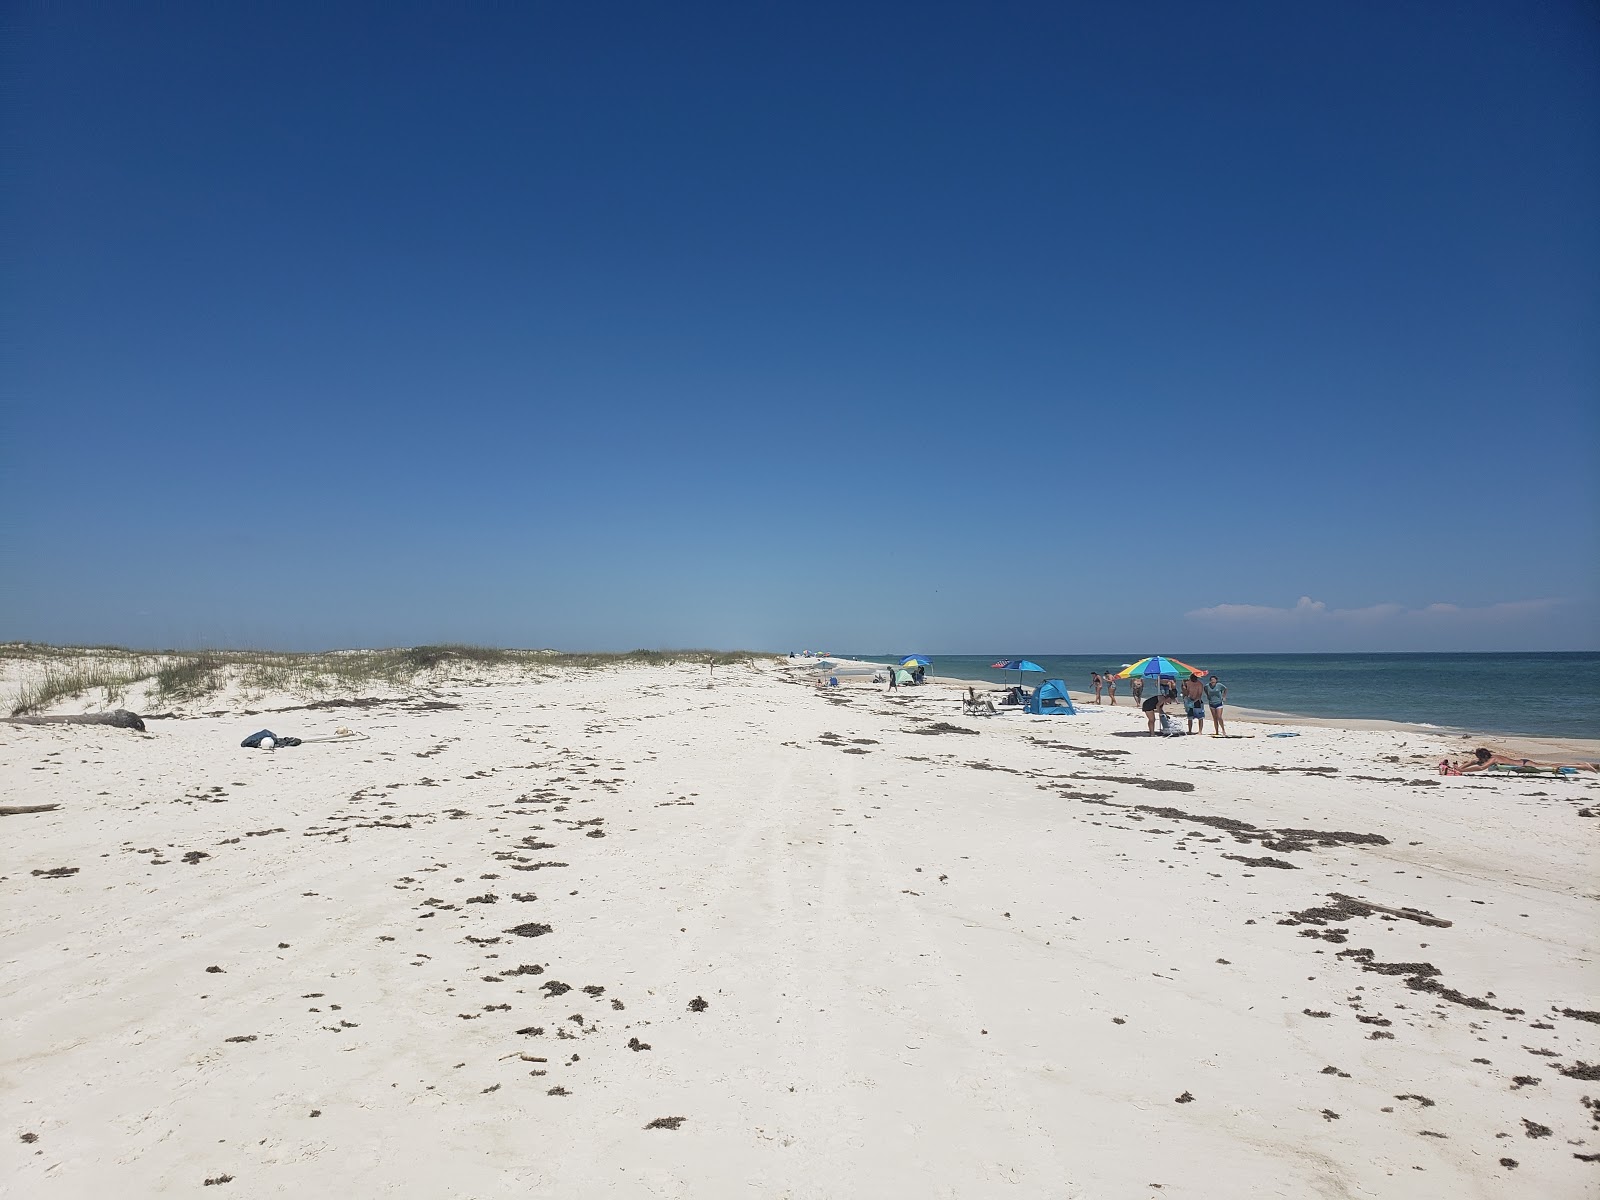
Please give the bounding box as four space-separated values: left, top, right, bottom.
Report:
3 658 1598 1197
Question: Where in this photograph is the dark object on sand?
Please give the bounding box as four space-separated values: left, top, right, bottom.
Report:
241 729 302 748
8 709 145 732
645 1116 686 1130
1326 893 1452 928
1 804 60 816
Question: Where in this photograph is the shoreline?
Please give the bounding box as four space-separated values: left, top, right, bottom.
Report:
799 659 1600 759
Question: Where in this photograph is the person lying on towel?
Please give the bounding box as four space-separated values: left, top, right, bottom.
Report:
1454 747 1598 773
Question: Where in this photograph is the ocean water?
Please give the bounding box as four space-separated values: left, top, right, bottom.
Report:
854 652 1600 740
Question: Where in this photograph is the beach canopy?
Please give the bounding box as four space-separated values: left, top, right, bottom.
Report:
899 655 931 667
1116 655 1204 680
1026 679 1077 716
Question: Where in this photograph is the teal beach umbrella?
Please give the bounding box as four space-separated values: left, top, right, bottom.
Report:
992 658 1045 687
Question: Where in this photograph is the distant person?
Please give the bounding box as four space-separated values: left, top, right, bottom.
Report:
1141 691 1169 734
1181 673 1206 734
1091 672 1103 704
1105 672 1118 705
913 665 925 685
888 666 898 690
1130 676 1144 705
1161 678 1179 702
1203 674 1228 737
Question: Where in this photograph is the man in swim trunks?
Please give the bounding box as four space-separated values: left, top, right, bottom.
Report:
1181 673 1206 734
1130 676 1144 705
1105 671 1117 705
1203 674 1227 737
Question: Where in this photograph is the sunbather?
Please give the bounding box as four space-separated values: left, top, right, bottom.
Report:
1455 747 1598 774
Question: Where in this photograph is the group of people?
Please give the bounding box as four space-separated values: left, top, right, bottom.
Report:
886 664 926 689
1089 670 1124 705
1137 671 1228 736
1089 667 1228 735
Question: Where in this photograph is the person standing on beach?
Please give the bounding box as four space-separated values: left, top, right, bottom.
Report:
1141 691 1168 734
1181 673 1206 734
1091 672 1103 704
1130 676 1144 705
1203 674 1228 737
887 666 898 690
1106 672 1118 704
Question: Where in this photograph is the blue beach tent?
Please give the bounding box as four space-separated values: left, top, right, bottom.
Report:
1026 679 1077 716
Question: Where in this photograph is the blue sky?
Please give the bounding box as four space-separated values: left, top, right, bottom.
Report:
3 2 1596 653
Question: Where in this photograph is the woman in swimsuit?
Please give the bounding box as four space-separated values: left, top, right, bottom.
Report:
1203 675 1227 737
1457 748 1598 774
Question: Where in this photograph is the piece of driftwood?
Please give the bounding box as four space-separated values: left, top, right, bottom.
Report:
1328 892 1453 928
6 710 146 732
0 804 60 816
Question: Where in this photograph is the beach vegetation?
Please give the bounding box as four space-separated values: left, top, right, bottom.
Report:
8 655 160 715
5 643 768 713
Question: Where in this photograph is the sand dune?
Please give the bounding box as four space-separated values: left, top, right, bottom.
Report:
2 659 1597 1197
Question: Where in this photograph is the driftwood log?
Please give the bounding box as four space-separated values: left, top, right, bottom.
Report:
0 804 60 816
6 710 146 732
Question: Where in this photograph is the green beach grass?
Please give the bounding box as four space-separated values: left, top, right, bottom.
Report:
4 644 767 716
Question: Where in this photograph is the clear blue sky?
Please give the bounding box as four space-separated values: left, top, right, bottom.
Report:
4 2 1596 653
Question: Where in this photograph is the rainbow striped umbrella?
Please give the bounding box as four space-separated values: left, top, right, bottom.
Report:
1115 656 1204 681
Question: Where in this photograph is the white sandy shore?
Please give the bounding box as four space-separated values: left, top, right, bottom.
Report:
3 657 1598 1197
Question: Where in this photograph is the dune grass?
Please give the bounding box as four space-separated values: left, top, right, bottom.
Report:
5 643 766 714
8 656 161 715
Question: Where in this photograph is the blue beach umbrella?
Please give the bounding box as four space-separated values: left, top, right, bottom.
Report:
899 655 932 667
992 658 1045 687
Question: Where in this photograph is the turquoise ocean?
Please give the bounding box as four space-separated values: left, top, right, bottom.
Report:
851 652 1600 740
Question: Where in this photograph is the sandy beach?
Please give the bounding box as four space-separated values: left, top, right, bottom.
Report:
3 653 1597 1198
